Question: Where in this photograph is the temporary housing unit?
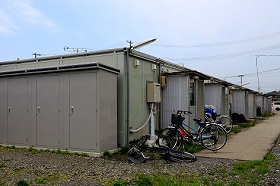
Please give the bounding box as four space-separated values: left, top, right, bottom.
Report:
247 91 257 118
0 63 119 155
267 97 272 113
161 71 209 128
204 83 231 116
256 94 265 115
231 89 248 118
0 47 265 150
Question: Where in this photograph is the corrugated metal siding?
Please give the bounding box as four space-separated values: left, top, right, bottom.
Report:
231 90 246 115
267 98 272 113
247 93 256 118
263 97 268 113
205 84 222 114
256 95 264 114
162 76 189 129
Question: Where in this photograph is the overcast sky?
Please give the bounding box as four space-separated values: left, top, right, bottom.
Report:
0 0 280 93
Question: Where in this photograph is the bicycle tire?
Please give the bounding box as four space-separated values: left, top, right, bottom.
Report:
157 127 183 150
200 124 227 151
168 151 197 162
216 116 233 134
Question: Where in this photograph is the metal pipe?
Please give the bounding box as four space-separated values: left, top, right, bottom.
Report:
124 47 130 146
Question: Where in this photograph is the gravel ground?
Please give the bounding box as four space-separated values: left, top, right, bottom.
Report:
0 134 279 186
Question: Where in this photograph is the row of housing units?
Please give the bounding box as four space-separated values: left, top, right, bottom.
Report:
0 48 272 156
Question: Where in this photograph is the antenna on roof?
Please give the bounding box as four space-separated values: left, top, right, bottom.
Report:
131 38 157 50
64 46 93 53
32 53 42 58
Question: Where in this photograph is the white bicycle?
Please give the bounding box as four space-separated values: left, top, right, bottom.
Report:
205 113 233 134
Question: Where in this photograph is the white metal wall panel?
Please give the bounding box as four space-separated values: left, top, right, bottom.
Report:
267 98 272 113
263 97 268 113
162 76 189 129
69 72 97 151
256 95 264 114
7 78 28 145
205 84 222 114
231 90 246 115
36 76 60 148
0 79 7 143
247 93 256 118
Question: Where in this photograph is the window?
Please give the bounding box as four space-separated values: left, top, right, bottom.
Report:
190 80 196 106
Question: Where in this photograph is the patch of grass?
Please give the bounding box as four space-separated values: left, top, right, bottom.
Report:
261 113 273 117
232 127 241 134
103 151 111 157
239 121 256 128
264 153 276 161
47 173 70 185
183 142 205 153
111 180 129 186
133 174 152 186
36 176 47 184
213 180 224 186
118 146 130 155
16 179 29 186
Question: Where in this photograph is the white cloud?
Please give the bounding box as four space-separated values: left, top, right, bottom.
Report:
0 0 58 36
0 10 17 35
12 0 57 29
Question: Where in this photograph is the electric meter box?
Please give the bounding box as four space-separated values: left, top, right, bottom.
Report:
146 83 161 103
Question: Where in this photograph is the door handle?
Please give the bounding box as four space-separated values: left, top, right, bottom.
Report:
37 107 40 115
70 106 74 116
8 107 11 115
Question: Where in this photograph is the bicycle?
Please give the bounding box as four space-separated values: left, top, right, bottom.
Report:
204 112 233 134
157 110 227 152
126 134 197 163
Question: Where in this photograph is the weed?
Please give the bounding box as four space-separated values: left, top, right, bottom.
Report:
16 179 29 186
239 123 251 128
118 146 130 155
134 174 152 186
232 127 241 134
111 180 129 186
36 176 48 184
229 180 240 186
183 142 205 153
213 180 224 186
103 151 111 157
208 169 216 176
81 152 89 157
264 153 276 161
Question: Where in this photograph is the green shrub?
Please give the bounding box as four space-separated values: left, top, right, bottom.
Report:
16 180 29 186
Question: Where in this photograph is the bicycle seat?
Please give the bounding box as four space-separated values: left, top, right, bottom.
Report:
193 119 202 122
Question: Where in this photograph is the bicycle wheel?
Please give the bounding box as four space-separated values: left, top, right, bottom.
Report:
216 116 233 134
157 128 183 150
200 124 227 151
168 151 197 162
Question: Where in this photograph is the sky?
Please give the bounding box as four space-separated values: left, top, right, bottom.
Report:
0 0 280 93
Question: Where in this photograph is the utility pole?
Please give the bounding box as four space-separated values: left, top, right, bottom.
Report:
238 74 245 86
255 55 280 93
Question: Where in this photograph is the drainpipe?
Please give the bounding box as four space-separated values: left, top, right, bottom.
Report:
124 47 130 146
158 60 162 130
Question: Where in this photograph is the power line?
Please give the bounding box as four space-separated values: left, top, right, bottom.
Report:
165 43 280 61
219 67 280 79
152 31 280 48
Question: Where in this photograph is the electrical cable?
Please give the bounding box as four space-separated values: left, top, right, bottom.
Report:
129 104 155 133
164 43 280 61
152 31 280 48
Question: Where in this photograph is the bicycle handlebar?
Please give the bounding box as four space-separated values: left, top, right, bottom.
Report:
174 109 192 115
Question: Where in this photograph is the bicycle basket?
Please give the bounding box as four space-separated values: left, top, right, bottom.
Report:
171 114 185 125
